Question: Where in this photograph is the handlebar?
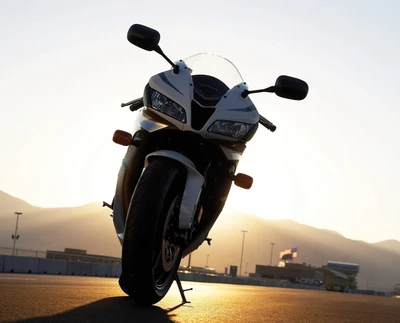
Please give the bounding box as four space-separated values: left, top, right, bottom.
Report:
121 97 144 111
259 114 276 132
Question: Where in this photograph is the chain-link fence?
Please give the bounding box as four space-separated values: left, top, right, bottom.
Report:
0 247 121 265
0 247 46 258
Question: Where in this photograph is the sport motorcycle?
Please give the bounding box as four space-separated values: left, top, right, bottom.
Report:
105 24 308 305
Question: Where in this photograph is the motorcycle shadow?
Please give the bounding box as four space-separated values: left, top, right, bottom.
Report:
13 296 186 323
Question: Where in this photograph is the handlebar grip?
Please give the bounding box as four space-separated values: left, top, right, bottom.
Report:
129 98 144 111
267 123 277 132
259 115 277 132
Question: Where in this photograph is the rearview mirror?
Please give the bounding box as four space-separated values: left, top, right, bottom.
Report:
274 75 308 100
127 24 160 51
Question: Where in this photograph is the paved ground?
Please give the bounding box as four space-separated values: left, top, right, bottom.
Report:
0 274 399 323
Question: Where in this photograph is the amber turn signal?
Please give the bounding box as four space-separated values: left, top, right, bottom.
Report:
113 130 132 146
234 173 253 189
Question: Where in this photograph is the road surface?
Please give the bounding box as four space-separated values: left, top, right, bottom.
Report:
0 274 399 323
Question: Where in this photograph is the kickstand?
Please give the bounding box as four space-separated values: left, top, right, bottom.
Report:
175 274 192 304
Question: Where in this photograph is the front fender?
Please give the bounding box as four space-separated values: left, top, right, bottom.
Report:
145 150 204 230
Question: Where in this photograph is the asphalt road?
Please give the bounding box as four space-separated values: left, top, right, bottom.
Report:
0 274 399 323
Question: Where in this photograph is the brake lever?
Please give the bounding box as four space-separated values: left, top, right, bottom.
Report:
121 97 144 111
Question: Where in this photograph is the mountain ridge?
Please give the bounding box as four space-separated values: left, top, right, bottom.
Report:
372 239 400 255
1 190 399 291
0 190 40 213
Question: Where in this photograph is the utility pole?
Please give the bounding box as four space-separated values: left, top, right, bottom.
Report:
239 230 248 276
269 242 276 266
12 212 22 256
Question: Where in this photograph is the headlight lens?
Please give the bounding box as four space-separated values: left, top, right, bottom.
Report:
208 120 255 139
150 89 186 123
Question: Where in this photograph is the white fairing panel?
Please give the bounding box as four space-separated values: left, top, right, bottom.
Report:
148 61 193 130
220 146 243 161
146 58 260 161
206 84 259 133
144 150 204 229
135 108 170 132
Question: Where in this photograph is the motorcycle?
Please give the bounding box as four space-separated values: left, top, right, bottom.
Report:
106 24 308 305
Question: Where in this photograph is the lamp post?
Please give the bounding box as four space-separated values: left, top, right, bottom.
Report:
12 212 22 256
239 230 248 276
269 242 276 266
205 254 210 268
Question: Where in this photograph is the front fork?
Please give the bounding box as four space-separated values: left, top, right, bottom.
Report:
144 150 205 231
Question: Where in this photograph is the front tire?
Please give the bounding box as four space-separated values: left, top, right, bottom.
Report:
119 157 185 305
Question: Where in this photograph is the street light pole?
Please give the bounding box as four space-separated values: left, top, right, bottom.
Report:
269 242 276 266
12 212 22 256
239 230 248 276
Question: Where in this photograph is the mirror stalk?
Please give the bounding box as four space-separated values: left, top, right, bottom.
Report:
242 76 308 100
154 46 180 74
241 86 275 98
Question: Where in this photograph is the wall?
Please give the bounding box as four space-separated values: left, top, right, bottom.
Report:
37 258 67 274
3 256 39 273
0 256 324 290
0 255 121 277
0 255 5 272
178 272 325 290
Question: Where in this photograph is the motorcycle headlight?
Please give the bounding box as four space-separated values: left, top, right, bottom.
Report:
208 120 255 139
150 89 186 123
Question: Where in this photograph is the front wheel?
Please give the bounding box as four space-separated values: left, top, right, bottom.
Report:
119 157 185 305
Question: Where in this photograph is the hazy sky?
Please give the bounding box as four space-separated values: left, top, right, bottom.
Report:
1 0 399 243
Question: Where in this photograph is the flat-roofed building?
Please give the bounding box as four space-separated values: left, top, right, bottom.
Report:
324 261 359 289
326 261 359 274
255 263 323 284
315 267 351 292
46 248 121 264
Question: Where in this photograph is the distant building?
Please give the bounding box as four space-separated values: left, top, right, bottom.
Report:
325 261 359 278
393 283 400 295
255 263 323 284
254 260 359 291
322 261 360 289
315 267 350 292
229 266 238 277
64 248 87 255
46 248 121 264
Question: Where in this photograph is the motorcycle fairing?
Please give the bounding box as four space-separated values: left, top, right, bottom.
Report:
113 59 259 243
148 61 259 131
112 119 143 243
148 61 193 131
